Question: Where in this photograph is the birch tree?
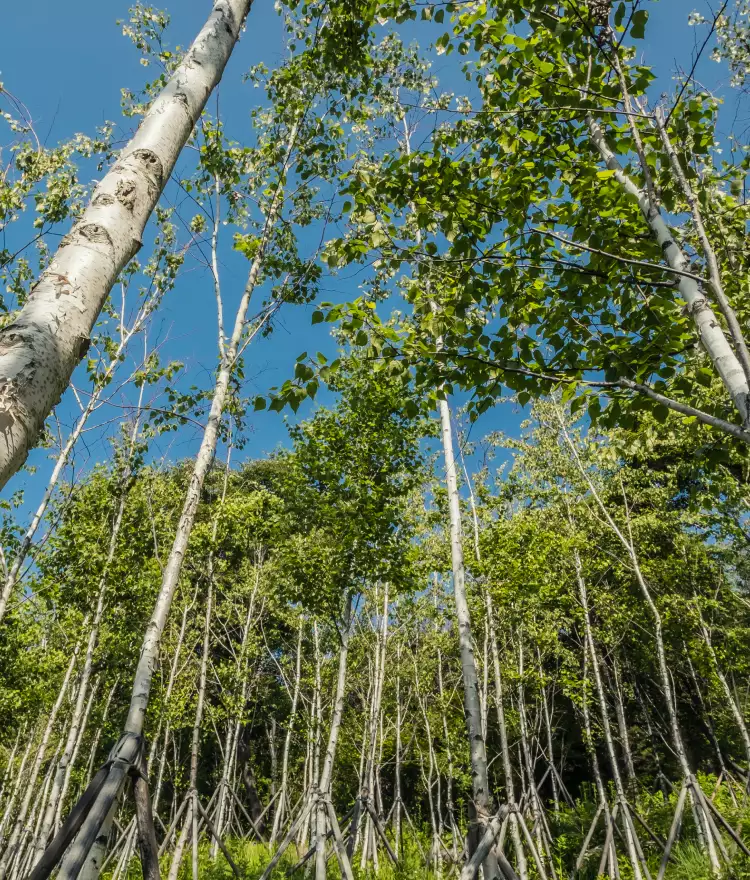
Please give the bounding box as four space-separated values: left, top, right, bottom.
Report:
0 0 253 489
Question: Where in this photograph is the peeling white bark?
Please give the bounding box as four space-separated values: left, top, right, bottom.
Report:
0 0 253 489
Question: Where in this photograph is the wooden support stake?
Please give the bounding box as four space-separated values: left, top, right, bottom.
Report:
571 802 603 877
698 780 750 858
597 802 619 880
365 799 398 865
258 797 315 880
132 756 160 880
157 794 189 858
657 782 686 880
194 795 242 880
325 799 356 880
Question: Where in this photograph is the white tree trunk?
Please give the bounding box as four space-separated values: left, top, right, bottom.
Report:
270 620 304 844
575 549 643 880
54 678 99 833
588 116 750 425
314 596 353 880
438 396 499 879
0 0 253 488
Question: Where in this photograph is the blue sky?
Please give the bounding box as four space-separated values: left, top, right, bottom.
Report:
0 0 738 507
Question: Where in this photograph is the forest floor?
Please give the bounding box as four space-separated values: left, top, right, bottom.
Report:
111 834 750 879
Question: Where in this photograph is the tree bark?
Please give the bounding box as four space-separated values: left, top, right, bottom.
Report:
438 396 500 880
587 115 750 425
191 579 213 880
315 594 353 880
485 592 527 880
0 0 254 489
270 619 303 844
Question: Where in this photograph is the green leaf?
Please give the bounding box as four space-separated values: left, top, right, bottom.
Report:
631 10 648 39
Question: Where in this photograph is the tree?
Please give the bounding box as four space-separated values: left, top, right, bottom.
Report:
0 0 253 489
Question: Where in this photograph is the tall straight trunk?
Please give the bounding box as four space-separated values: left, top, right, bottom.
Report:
580 652 616 877
268 719 278 803
540 676 560 812
152 593 195 815
0 730 21 820
315 594 353 880
320 604 354 789
360 584 389 870
463 465 526 878
0 731 36 848
24 741 64 872
393 641 403 859
587 114 750 425
0 632 82 879
270 620 303 844
83 678 118 790
0 0 254 489
169 582 214 880
413 654 442 874
485 592 527 879
437 647 460 858
574 549 643 880
401 108 497 873
213 564 261 850
515 639 546 863
313 621 322 790
611 656 637 792
191 580 213 880
54 678 100 832
481 628 490 743
438 396 499 879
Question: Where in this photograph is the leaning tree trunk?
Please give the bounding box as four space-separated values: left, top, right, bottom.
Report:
0 0 254 490
587 114 750 426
